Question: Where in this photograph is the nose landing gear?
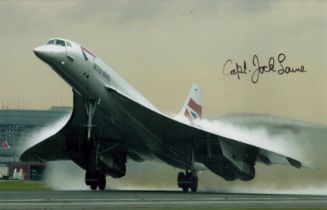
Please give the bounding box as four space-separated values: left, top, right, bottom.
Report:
83 98 107 191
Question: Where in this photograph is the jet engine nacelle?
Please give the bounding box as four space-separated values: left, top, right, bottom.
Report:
65 135 127 178
203 142 258 181
99 152 126 178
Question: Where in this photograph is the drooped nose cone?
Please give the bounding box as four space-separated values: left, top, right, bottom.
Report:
33 45 52 61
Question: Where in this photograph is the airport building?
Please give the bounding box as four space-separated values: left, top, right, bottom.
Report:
0 107 71 180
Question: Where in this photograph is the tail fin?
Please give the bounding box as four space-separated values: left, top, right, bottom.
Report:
179 84 202 123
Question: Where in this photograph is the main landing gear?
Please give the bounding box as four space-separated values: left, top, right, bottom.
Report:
85 170 106 191
177 170 198 193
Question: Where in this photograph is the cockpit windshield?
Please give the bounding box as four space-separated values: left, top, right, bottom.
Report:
56 40 66 47
47 39 55 45
46 39 71 47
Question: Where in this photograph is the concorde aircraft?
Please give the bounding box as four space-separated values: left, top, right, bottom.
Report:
21 38 303 192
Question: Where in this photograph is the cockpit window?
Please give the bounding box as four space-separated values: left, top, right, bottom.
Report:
46 39 68 47
55 40 66 47
47 39 55 45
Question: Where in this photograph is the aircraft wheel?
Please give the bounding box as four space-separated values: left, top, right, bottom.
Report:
85 170 91 186
177 172 186 188
98 175 106 191
182 185 189 193
178 172 189 192
190 175 198 192
90 182 97 190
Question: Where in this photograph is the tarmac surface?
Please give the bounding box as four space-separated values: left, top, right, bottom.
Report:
1 190 327 209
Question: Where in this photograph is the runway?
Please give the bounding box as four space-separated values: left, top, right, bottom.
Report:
1 190 327 209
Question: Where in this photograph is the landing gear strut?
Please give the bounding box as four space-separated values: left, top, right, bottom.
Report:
84 99 100 141
85 170 106 191
177 170 198 193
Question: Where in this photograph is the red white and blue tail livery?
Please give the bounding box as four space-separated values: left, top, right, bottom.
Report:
180 84 202 123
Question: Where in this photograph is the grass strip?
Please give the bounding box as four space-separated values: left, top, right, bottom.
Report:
0 180 49 190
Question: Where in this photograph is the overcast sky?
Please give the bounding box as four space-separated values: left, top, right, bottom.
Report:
1 0 327 124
